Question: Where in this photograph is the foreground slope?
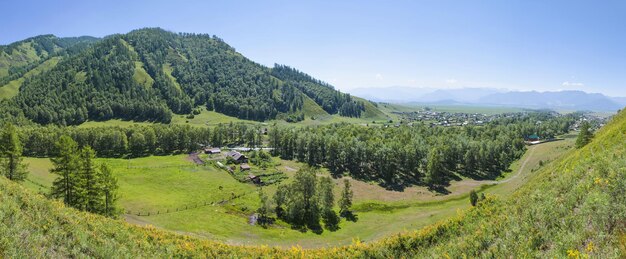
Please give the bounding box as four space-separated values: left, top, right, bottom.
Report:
2 109 625 257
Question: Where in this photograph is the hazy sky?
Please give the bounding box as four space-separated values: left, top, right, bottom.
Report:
2 0 625 96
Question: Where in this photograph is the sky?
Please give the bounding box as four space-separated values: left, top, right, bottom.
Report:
1 0 625 96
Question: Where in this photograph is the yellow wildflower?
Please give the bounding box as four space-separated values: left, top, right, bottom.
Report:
567 249 580 258
586 241 595 253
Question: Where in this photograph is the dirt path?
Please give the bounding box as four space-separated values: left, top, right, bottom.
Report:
490 145 537 184
187 152 205 165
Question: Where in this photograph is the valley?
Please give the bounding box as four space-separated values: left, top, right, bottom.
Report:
20 132 576 248
0 16 624 257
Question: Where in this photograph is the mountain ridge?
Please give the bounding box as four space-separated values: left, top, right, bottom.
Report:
350 86 624 112
0 28 378 125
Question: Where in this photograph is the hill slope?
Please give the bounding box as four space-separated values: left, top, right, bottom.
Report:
0 35 98 86
3 28 374 125
2 110 625 257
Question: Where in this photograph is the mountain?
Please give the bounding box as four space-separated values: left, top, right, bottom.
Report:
611 97 626 107
3 100 626 257
0 28 376 125
348 86 437 102
0 35 99 99
349 87 503 103
417 88 501 103
350 86 624 112
478 90 622 111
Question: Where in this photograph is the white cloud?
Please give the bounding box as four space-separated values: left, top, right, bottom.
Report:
445 79 458 84
562 81 584 87
375 73 383 80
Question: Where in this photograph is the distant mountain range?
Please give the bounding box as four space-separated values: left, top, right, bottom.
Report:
349 87 626 112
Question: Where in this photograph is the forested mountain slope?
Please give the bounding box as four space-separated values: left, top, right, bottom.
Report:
0 35 98 95
2 109 625 257
3 28 373 125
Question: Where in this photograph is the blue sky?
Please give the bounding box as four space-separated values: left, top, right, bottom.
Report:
1 0 625 96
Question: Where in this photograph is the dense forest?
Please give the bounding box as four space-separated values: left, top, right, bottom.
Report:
3 28 366 125
269 112 576 188
17 122 262 158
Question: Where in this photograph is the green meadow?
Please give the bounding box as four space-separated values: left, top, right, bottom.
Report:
22 133 575 248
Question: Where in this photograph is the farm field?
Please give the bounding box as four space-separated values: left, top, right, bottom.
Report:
76 105 394 129
21 133 576 248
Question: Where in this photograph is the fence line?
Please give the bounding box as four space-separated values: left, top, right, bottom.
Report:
126 191 254 217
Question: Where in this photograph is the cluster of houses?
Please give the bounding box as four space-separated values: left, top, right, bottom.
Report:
569 115 609 132
391 110 504 127
204 147 261 184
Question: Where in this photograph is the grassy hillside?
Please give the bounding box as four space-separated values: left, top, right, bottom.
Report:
0 56 61 99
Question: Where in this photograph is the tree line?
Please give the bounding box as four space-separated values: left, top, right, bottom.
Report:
17 122 262 158
269 112 576 189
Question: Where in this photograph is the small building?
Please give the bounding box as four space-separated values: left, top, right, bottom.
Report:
240 163 251 171
249 174 262 185
526 134 540 141
226 151 248 164
204 147 221 154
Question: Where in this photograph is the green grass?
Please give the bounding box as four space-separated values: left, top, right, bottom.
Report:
162 63 182 91
171 107 258 126
133 61 154 88
21 135 573 248
0 42 43 78
76 119 157 128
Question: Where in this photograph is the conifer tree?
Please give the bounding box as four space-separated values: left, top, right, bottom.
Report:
100 163 120 218
338 179 353 218
575 121 593 148
318 176 339 230
0 123 28 181
469 190 479 206
79 146 102 213
50 136 81 206
256 188 272 226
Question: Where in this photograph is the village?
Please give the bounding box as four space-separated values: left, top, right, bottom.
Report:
187 146 286 187
391 108 610 130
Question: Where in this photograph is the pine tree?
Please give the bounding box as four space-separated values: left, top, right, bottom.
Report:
273 184 288 219
100 163 119 218
425 147 446 186
50 136 81 206
0 123 28 181
256 188 272 226
469 190 478 206
79 146 102 213
338 179 353 218
318 176 338 230
575 121 593 149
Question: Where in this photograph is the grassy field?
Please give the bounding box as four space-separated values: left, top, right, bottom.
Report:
77 104 394 129
21 133 576 248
